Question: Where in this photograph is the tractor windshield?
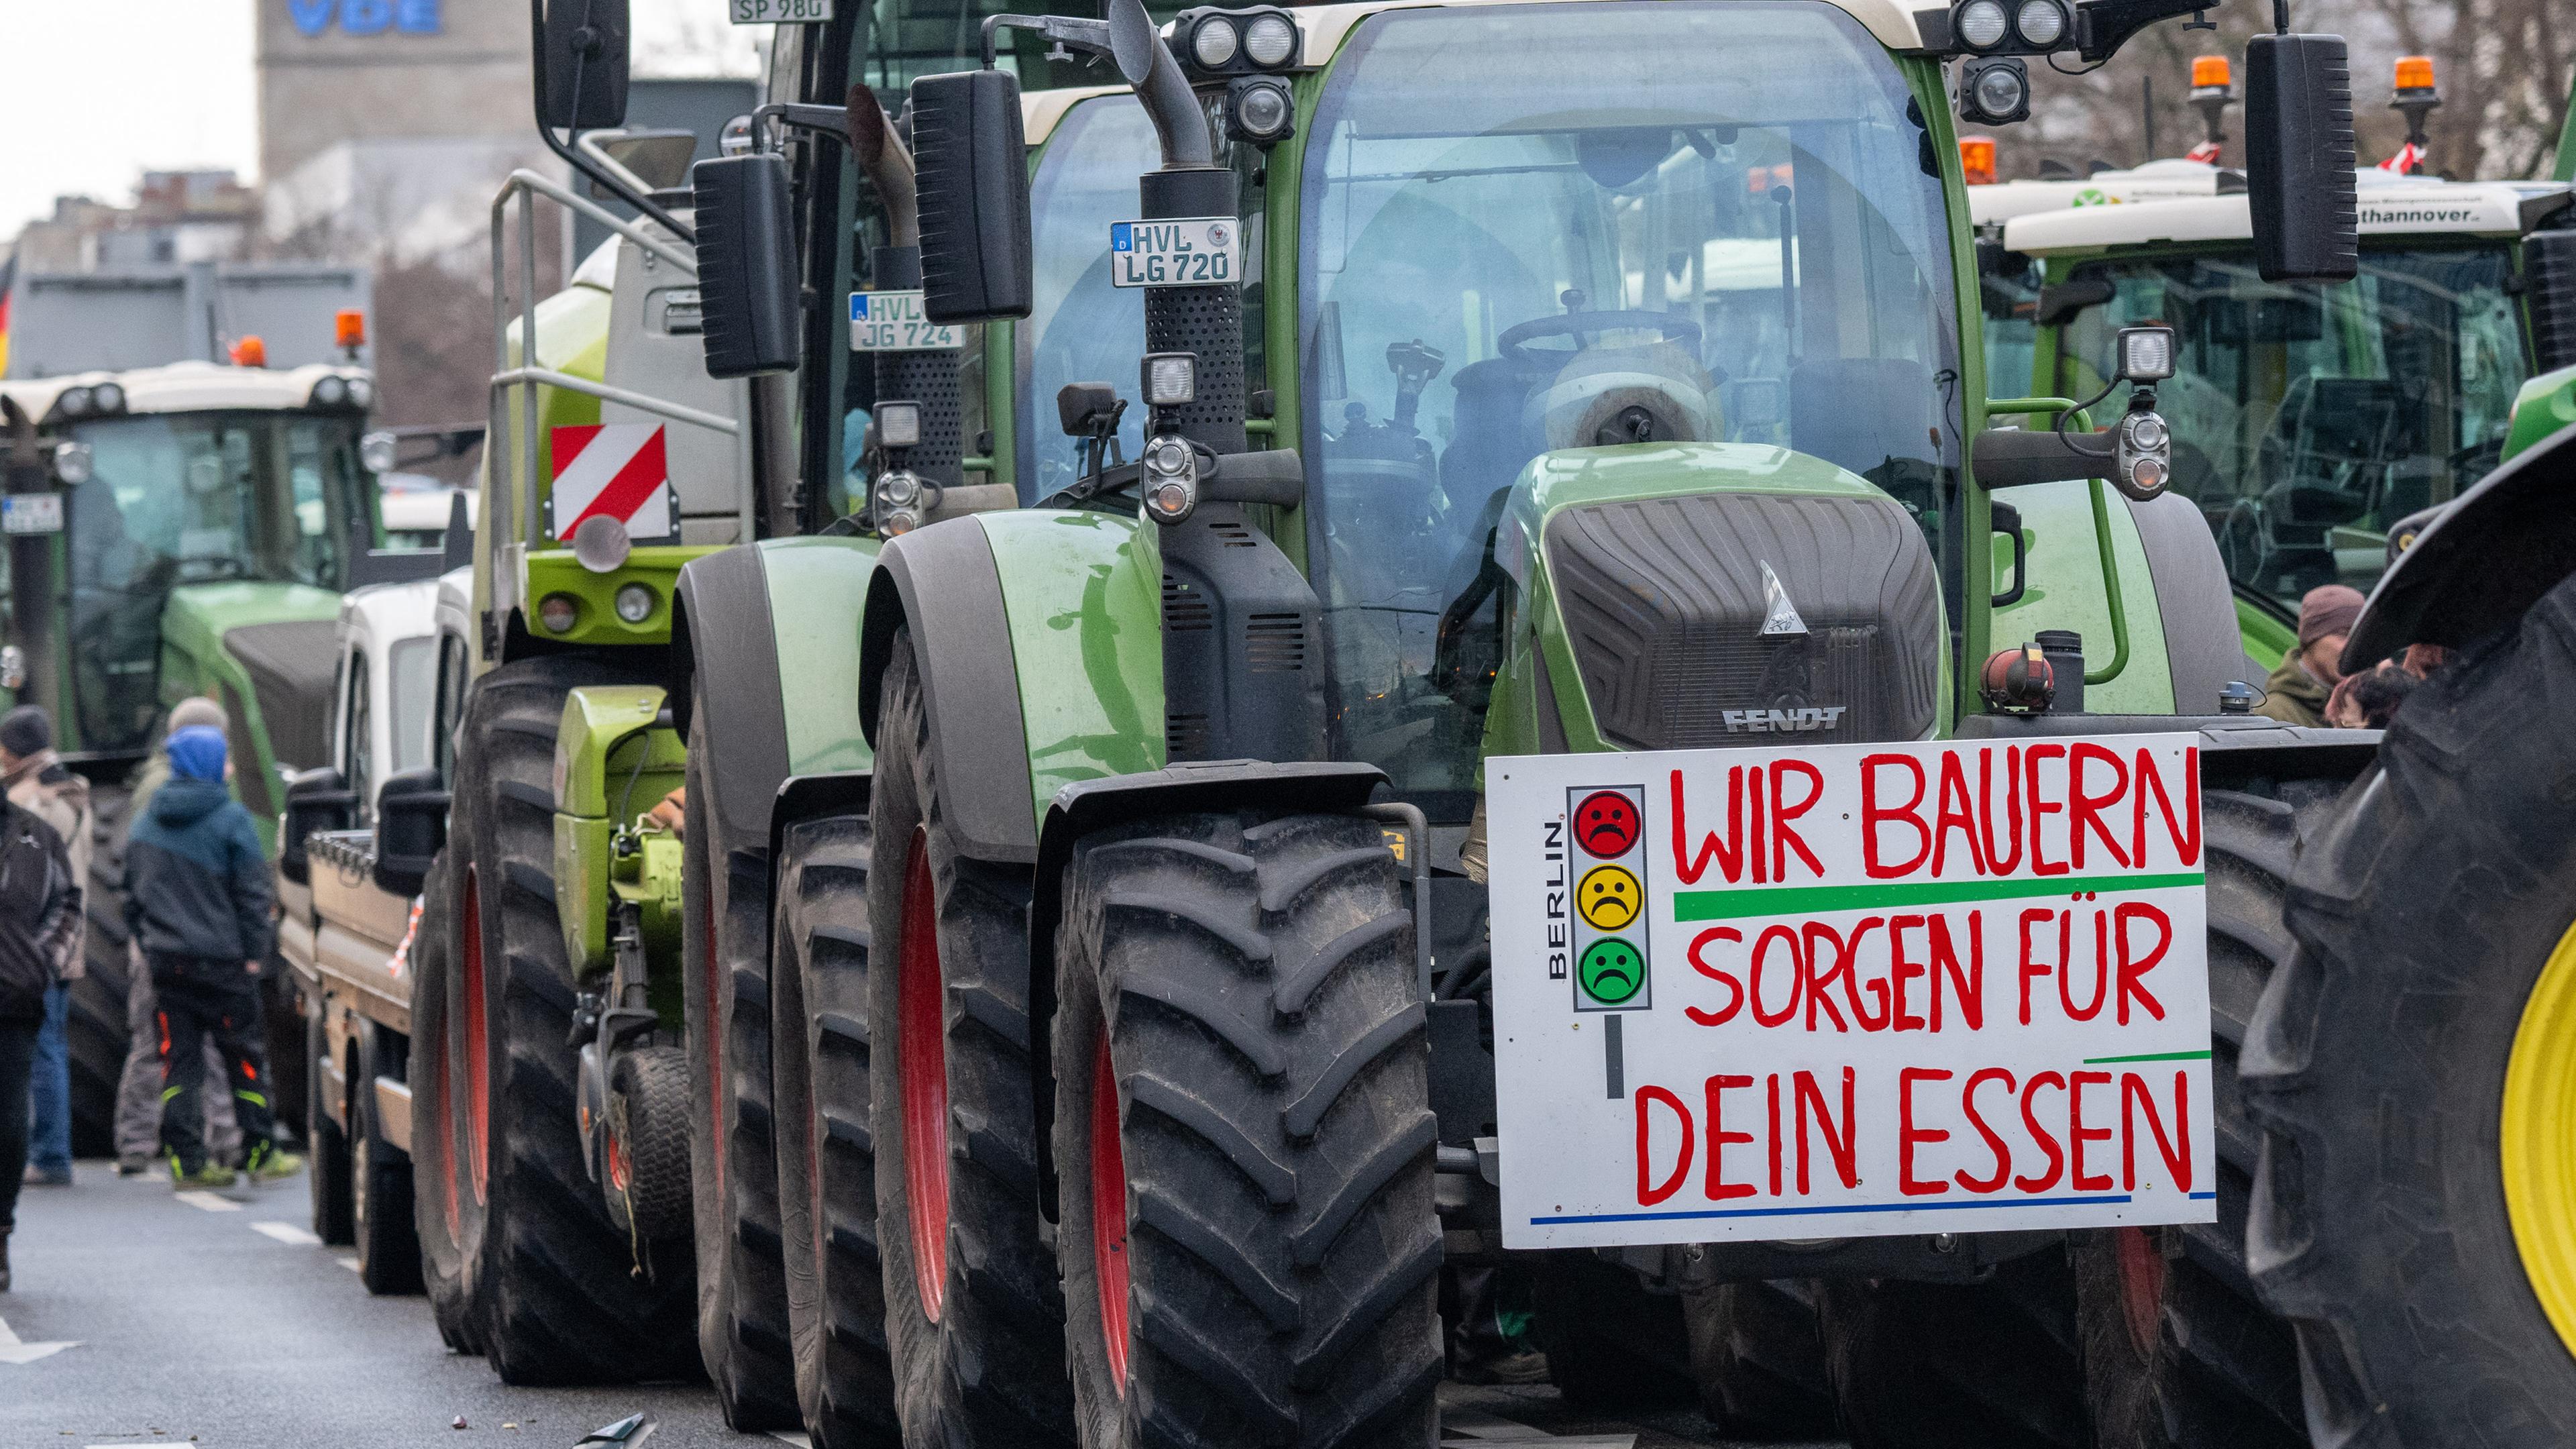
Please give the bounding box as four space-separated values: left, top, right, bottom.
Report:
2054 246 2527 614
1017 95 1155 502
1298 1 1960 808
64 409 371 753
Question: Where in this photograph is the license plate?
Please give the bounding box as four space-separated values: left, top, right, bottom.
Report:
730 0 833 21
1 494 62 535
1108 218 1238 288
850 291 963 352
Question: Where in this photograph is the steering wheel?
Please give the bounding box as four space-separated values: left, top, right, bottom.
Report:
1498 311 1703 368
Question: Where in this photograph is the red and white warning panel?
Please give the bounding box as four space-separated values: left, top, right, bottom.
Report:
548 423 675 541
1487 736 2215 1250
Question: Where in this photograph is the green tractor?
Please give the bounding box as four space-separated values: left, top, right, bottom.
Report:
674 1 2379 1446
0 354 409 1157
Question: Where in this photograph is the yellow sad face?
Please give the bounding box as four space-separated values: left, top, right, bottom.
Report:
1578 864 1643 930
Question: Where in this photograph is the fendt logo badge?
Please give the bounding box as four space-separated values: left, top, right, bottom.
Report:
1721 706 1847 734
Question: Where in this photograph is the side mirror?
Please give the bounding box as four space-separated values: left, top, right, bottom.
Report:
372 767 450 900
693 154 802 379
2245 33 2358 283
280 767 356 888
538 0 631 131
910 69 1034 324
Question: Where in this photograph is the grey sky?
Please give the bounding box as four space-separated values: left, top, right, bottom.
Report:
0 0 756 243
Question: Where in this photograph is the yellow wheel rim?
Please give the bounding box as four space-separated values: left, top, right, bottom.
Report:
2502 915 2576 1358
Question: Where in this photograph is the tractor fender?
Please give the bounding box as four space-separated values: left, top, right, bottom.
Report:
2125 489 2250 713
671 544 794 867
856 519 1039 864
2345 420 2576 670
1023 761 1386 1220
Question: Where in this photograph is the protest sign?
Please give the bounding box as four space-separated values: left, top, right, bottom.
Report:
1485 735 2215 1250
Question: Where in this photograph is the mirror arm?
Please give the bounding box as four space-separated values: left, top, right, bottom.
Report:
2073 0 2224 61
980 13 1115 69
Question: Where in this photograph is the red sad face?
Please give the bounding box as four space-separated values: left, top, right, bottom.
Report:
1573 790 1640 858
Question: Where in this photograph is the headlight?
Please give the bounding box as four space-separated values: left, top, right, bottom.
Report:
1142 353 1197 408
1228 76 1295 145
91 382 125 414
537 593 581 634
2013 0 2065 47
347 376 375 410
1955 0 2009 49
2123 413 2169 452
1191 15 1240 69
875 468 924 510
1243 12 1297 66
614 583 655 625
876 400 922 450
56 388 93 419
312 376 350 409
51 441 93 486
1141 433 1198 525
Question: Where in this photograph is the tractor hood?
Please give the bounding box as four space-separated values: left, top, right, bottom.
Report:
1499 442 1945 751
160 580 345 824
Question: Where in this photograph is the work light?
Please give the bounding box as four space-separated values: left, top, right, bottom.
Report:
1173 7 1301 78
92 382 125 414
347 377 375 410
877 400 922 450
2015 0 2065 46
56 388 93 419
1143 353 1197 409
313 376 350 409
1961 56 2031 125
1229 76 1295 145
1243 11 1296 66
2116 325 2176 382
51 441 92 486
1191 15 1240 68
1955 0 2008 50
362 430 399 475
571 514 632 574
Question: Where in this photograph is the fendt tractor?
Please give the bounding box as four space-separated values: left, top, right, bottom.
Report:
0 288 419 1159
632 1 2387 1447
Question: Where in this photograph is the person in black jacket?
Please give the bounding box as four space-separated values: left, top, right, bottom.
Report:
123 724 299 1189
0 788 82 1289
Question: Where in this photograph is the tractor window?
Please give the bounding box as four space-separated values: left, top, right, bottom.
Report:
1015 95 1155 504
2057 246 2525 611
431 631 469 787
1299 0 1960 801
345 648 375 820
64 410 372 754
389 636 437 779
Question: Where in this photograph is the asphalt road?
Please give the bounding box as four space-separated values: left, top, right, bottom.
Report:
1 1161 1839 1449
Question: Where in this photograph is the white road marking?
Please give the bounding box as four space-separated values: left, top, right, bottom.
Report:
174 1190 241 1212
335 1256 362 1273
0 1313 78 1364
769 1433 814 1446
250 1220 323 1245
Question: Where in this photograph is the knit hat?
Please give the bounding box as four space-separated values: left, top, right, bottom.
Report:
168 696 227 734
2297 584 2366 650
166 724 227 782
0 704 50 759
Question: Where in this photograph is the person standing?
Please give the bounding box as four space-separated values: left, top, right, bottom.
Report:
0 780 83 1288
2255 583 2365 727
3 705 91 1188
110 698 239 1175
122 724 297 1188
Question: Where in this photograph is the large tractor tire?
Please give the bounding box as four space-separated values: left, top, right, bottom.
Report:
1680 1280 1837 1438
771 813 900 1448
1051 811 1442 1449
2072 781 2326 1449
682 702 801 1430
869 631 1075 1446
1818 1250 2088 1449
410 850 484 1352
455 655 696 1384
2244 576 2576 1448
1532 1252 1694 1410
66 781 136 1159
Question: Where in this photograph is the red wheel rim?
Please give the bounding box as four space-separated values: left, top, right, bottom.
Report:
1090 1035 1132 1394
461 865 490 1205
700 855 727 1197
608 1119 632 1192
898 827 951 1321
2114 1226 2167 1355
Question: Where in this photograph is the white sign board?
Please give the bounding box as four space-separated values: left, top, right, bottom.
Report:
850 290 961 352
730 0 833 21
1108 218 1238 288
1486 735 2214 1251
1 494 63 535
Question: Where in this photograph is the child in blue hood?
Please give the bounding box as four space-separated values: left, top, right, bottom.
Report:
122 725 299 1188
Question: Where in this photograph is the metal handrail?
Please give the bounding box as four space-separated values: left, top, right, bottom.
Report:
488 166 714 554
